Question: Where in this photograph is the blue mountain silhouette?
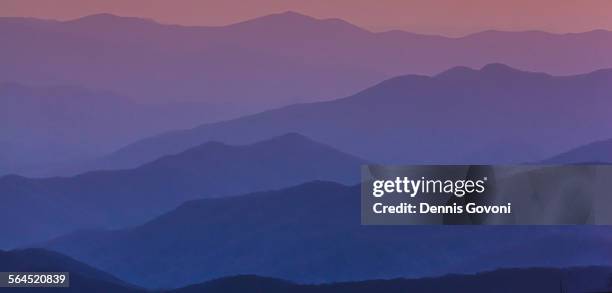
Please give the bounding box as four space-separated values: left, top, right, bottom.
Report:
543 138 612 164
100 64 612 171
169 268 612 293
4 249 612 292
42 181 612 289
0 133 364 248
0 248 137 292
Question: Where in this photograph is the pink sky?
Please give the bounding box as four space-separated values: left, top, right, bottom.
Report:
1 0 612 36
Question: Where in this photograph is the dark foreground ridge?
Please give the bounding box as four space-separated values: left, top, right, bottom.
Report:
0 248 139 293
42 181 612 289
170 268 612 293
1 248 611 293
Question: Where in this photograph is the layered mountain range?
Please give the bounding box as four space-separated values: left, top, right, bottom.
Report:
2 11 612 292
3 12 612 175
99 64 612 171
0 134 363 248
41 181 612 288
0 82 216 176
3 11 612 106
3 249 611 292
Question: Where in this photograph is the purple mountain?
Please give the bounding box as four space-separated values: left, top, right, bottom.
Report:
0 133 364 248
98 64 612 171
543 138 612 164
41 181 612 289
2 12 612 112
0 82 214 176
0 12 383 108
3 12 612 175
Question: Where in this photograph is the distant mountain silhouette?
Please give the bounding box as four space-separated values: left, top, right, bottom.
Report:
169 268 612 293
100 64 612 170
172 275 295 293
4 13 612 176
0 12 383 109
2 11 612 115
0 134 364 248
0 248 138 292
0 82 217 176
543 138 612 164
43 181 612 289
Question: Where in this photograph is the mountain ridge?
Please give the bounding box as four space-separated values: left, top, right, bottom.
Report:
0 82 217 177
169 268 612 293
5 11 612 38
0 134 365 248
543 138 612 164
42 180 612 289
3 248 612 292
98 64 612 171
4 12 612 175
0 248 138 292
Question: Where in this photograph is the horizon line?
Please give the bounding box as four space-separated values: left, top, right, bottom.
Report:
2 10 612 39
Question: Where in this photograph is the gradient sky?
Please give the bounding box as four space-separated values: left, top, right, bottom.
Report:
1 0 612 36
